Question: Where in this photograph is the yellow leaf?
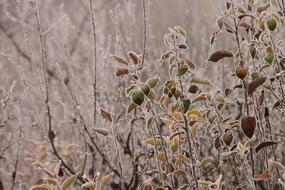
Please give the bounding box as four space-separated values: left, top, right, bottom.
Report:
173 169 187 176
61 175 77 190
100 173 113 189
171 111 184 123
191 123 199 139
191 77 212 85
160 96 170 110
170 137 179 152
81 181 96 189
175 155 191 165
47 178 58 186
157 151 167 163
145 138 163 146
53 160 61 176
187 109 204 122
30 184 51 190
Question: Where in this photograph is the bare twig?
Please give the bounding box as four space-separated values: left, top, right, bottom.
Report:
14 0 44 95
10 125 23 190
89 0 98 126
141 0 147 69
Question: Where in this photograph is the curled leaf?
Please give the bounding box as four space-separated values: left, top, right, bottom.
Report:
254 170 271 181
115 68 129 76
30 185 50 190
257 2 269 13
100 108 112 122
184 59 196 70
175 154 191 165
127 102 137 113
147 78 159 88
191 123 199 139
145 138 163 146
62 175 77 190
208 50 233 62
248 77 266 96
173 169 187 176
81 182 96 189
188 109 203 122
270 160 285 172
54 160 61 176
161 96 170 109
191 77 211 85
255 140 281 153
128 51 139 65
111 55 128 65
173 26 187 38
100 173 113 189
192 95 208 103
157 151 167 163
93 128 109 136
177 44 189 49
198 157 213 169
216 16 224 29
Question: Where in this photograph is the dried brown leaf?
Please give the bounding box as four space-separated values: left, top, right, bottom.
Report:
93 128 109 136
100 108 112 122
255 140 281 153
241 117 256 138
208 50 233 62
111 55 128 65
115 68 129 77
257 2 269 13
248 77 266 96
128 51 139 65
254 170 271 181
